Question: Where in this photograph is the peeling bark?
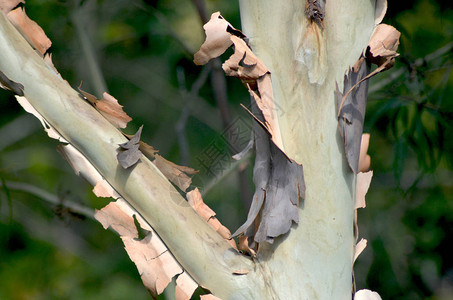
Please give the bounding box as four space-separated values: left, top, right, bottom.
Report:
232 100 305 246
336 61 370 174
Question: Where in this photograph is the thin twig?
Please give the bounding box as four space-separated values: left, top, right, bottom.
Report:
111 63 221 131
192 0 209 24
175 67 191 165
3 181 95 220
1 178 13 223
373 65 451 114
191 64 212 95
369 41 453 94
175 65 212 165
151 10 195 55
70 0 108 96
210 59 233 127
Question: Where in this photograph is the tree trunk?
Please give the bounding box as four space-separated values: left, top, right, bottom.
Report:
236 1 377 298
0 0 387 298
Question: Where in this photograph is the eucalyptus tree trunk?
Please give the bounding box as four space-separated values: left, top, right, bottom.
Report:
0 0 389 299
235 1 378 298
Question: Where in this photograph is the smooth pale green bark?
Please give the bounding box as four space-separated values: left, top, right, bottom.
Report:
0 12 258 299
239 1 377 299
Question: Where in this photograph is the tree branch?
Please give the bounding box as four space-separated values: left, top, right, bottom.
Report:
70 0 108 95
4 180 95 220
0 12 257 298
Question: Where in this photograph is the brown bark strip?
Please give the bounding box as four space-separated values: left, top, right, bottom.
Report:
95 200 185 298
7 6 51 56
0 0 24 14
194 12 284 153
78 86 132 129
187 188 237 249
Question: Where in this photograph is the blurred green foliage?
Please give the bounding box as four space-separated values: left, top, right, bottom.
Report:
357 1 453 299
0 0 452 299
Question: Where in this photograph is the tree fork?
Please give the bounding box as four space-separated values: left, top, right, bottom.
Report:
0 0 392 298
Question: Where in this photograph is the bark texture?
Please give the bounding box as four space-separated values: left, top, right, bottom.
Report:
238 0 377 298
